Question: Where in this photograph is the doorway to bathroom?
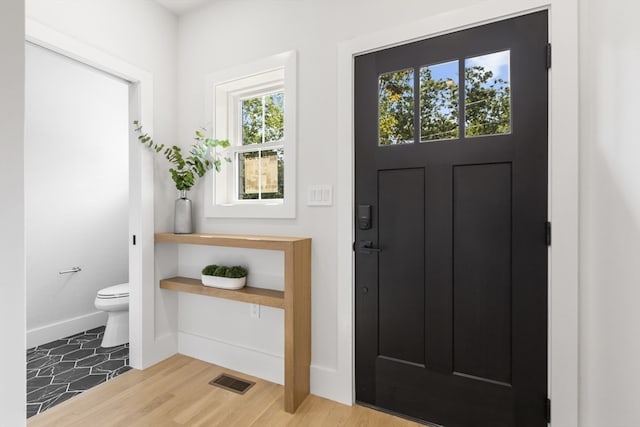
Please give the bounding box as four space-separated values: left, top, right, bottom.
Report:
24 42 131 418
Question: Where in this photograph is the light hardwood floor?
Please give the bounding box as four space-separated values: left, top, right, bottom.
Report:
28 354 422 426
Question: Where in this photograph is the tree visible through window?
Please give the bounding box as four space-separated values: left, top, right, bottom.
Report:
464 51 511 137
420 60 459 141
377 50 511 144
378 69 414 145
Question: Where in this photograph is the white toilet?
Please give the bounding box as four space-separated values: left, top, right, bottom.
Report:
94 283 129 348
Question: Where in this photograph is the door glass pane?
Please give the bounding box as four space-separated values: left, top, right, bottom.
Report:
378 68 414 145
464 50 511 137
238 149 284 200
420 60 459 142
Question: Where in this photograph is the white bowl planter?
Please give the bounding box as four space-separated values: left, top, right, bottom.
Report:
201 274 247 290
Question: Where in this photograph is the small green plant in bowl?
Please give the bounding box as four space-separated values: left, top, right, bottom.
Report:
201 265 248 289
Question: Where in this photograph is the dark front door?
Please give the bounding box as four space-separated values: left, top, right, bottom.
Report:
354 11 548 427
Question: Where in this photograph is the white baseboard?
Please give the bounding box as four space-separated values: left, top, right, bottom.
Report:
178 331 284 384
310 364 351 406
132 331 178 370
178 331 350 404
27 311 108 348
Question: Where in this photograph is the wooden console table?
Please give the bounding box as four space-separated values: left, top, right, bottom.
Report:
155 232 311 413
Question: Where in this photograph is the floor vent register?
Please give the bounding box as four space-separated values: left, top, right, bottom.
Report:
209 373 255 395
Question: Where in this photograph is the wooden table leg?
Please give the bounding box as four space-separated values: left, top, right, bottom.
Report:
283 239 311 413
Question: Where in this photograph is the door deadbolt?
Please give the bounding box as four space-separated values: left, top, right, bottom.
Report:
358 205 371 230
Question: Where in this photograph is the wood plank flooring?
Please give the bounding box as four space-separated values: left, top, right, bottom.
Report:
28 354 422 426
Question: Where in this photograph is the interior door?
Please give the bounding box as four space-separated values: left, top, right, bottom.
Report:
354 11 548 427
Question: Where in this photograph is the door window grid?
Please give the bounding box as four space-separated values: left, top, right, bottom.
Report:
377 50 511 145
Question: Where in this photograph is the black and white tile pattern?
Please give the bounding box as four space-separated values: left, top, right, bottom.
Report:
26 326 130 418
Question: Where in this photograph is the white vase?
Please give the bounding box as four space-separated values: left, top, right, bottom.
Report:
201 275 247 290
174 190 192 234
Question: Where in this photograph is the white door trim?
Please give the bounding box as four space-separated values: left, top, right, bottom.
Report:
336 1 579 425
25 19 161 370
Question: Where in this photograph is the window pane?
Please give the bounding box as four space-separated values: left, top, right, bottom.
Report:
242 97 263 145
237 149 284 200
242 92 285 145
238 151 259 199
260 149 284 199
420 60 459 142
264 92 284 142
464 50 511 137
378 68 414 145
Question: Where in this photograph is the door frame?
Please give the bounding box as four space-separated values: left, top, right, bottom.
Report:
337 1 579 425
25 20 170 370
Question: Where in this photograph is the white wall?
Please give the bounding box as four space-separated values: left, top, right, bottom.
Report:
579 0 640 425
176 0 478 402
26 0 179 231
0 0 25 423
24 43 129 348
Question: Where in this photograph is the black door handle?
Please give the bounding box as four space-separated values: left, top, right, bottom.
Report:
357 241 382 254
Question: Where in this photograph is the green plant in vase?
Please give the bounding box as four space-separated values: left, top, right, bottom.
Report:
133 121 230 233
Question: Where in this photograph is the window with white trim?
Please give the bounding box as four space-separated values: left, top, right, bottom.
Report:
205 51 296 218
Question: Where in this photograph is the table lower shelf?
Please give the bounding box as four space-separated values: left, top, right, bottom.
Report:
159 276 285 309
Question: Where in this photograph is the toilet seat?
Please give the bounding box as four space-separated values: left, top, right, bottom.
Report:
97 283 129 299
95 283 130 347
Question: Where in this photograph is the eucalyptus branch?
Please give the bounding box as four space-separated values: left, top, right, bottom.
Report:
133 121 230 192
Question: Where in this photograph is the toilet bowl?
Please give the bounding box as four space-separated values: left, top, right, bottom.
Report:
94 283 129 348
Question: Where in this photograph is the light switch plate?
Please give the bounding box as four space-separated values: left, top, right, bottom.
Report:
307 185 333 206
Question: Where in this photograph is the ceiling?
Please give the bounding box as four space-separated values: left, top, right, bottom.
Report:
152 0 214 15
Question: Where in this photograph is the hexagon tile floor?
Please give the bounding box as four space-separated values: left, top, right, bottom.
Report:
26 326 130 418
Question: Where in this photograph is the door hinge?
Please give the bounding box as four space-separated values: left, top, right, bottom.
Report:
133 235 137 246
546 43 552 70
352 241 356 252
545 397 551 423
545 221 551 246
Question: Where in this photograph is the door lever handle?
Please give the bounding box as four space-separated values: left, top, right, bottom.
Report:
357 241 382 254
